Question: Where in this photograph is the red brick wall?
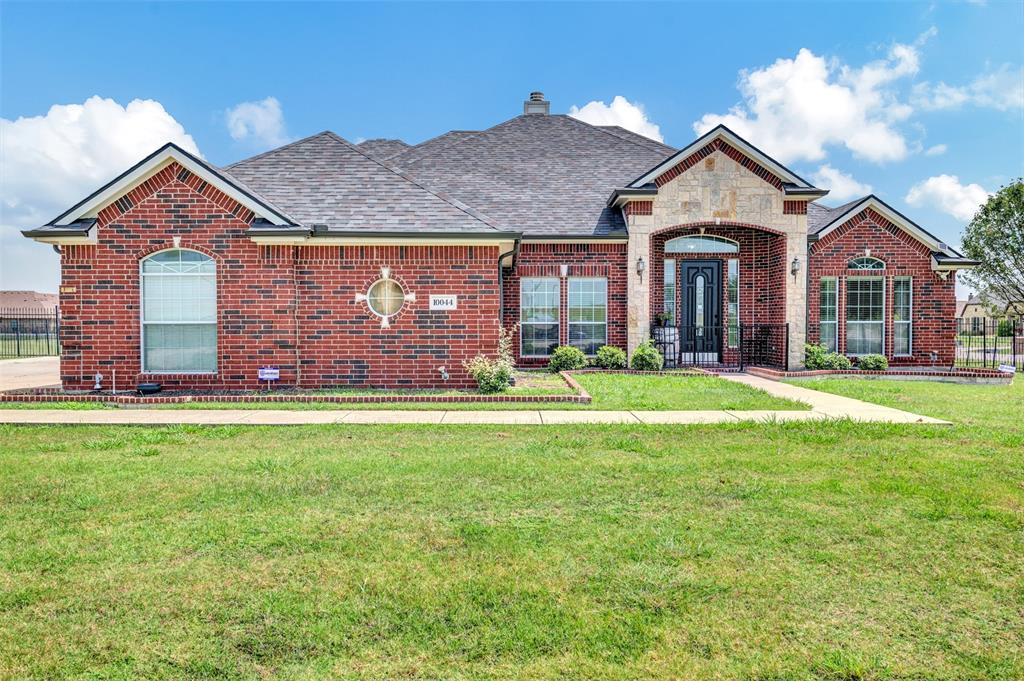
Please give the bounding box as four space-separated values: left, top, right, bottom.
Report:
59 163 298 391
502 242 628 367
808 208 956 365
57 163 500 390
294 244 500 388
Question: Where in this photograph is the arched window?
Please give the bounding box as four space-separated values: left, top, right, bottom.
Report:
664 235 739 254
847 257 885 270
141 249 217 372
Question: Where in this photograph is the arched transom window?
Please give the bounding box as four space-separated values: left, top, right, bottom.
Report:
847 256 886 270
141 249 217 372
664 235 739 254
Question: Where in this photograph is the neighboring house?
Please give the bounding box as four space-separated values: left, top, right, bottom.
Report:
0 291 59 334
22 92 978 390
957 293 1024 328
0 290 59 309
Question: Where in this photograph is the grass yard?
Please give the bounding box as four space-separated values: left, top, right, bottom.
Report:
0 373 808 411
1 379 1021 679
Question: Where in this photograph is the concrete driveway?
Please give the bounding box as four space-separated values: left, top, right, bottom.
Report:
0 356 60 391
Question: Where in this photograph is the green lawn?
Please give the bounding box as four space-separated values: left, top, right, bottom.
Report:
1 379 1021 679
1 373 807 411
0 335 60 358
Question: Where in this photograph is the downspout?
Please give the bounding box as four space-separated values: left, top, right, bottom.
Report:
292 245 301 389
497 239 520 323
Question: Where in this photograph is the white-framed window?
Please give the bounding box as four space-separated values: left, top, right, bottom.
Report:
846 277 884 355
520 277 559 357
894 277 913 355
141 249 217 373
727 259 739 347
820 277 838 352
367 278 404 318
568 277 607 355
663 259 676 325
664 234 739 254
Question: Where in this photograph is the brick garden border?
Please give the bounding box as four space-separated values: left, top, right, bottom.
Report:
0 372 593 406
745 366 1013 385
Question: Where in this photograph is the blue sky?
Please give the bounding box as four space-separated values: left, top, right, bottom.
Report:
2 1 1022 293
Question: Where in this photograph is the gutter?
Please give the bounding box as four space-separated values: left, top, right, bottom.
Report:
497 239 521 322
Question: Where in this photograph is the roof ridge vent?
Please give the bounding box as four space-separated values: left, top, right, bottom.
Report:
523 91 550 115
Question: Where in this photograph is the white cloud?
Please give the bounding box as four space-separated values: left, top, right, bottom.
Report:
905 174 991 222
913 64 1024 112
225 96 290 148
692 32 935 164
811 164 873 201
568 96 664 142
0 96 200 292
924 143 948 156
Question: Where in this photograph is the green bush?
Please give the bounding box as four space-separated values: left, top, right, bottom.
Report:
997 319 1014 337
548 345 587 373
857 354 888 371
463 324 516 393
464 356 513 393
804 343 852 370
595 345 627 370
630 340 664 371
821 353 853 370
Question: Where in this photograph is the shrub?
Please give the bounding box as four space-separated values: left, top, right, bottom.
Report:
463 324 517 393
821 353 853 370
548 345 587 373
997 319 1014 337
857 354 888 371
595 345 627 369
805 343 852 370
630 340 664 371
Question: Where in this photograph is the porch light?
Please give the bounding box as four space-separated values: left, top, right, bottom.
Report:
636 256 646 280
790 257 800 275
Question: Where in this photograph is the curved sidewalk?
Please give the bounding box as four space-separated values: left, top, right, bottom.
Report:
0 374 949 425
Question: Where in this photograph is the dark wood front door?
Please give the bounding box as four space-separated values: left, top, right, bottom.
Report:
679 260 722 360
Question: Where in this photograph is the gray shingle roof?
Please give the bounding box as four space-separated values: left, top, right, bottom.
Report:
807 198 869 234
389 114 676 237
355 138 410 160
596 125 675 154
223 132 508 235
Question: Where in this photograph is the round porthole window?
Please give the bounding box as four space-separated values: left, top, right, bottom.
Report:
367 278 404 317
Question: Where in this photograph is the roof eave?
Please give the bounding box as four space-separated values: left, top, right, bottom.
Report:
607 186 659 208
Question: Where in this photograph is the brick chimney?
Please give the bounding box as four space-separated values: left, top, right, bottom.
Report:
523 91 550 115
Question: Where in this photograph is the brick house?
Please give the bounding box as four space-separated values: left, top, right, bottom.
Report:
23 92 977 390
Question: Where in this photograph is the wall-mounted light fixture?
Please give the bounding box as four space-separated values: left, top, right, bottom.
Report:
790 257 800 276
636 256 646 281
560 264 569 277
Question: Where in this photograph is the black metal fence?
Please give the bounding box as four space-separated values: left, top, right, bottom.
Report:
956 317 1022 370
652 323 789 370
0 307 61 358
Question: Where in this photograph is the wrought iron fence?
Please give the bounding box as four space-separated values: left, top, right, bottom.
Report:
0 307 61 358
651 323 789 370
956 317 1022 370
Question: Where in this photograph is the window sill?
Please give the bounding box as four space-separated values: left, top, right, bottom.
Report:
140 371 219 376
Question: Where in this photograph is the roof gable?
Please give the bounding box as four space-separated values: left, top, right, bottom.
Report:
627 124 823 195
809 194 961 257
49 143 295 228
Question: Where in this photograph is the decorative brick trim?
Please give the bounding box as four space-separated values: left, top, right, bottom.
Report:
783 200 807 215
650 221 787 238
624 200 653 216
60 245 96 263
655 138 784 190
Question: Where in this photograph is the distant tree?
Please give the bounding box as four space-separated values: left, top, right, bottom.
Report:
962 179 1024 308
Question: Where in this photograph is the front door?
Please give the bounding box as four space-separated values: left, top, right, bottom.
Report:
679 260 722 363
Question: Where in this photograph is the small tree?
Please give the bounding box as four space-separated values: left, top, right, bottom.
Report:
962 179 1024 309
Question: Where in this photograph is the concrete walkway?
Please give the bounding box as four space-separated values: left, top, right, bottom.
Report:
0 373 949 425
0 356 60 391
